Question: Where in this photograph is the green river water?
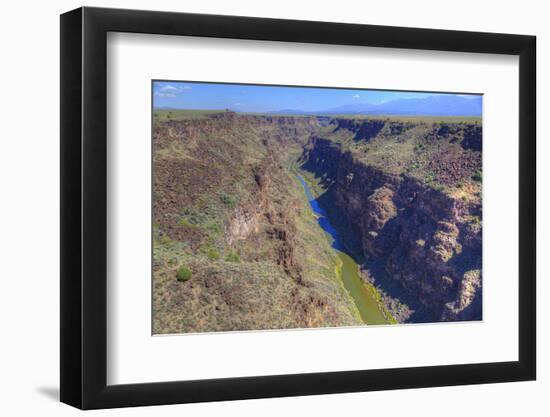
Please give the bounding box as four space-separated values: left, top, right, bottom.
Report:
296 173 390 325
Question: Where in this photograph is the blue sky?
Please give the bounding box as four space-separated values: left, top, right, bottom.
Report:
153 80 480 114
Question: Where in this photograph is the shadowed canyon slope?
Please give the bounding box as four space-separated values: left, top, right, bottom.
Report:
153 111 482 333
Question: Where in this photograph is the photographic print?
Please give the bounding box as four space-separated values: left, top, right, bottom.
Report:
152 81 482 335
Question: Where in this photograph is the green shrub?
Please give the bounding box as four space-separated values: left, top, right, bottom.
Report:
220 192 237 208
179 207 208 227
225 252 240 263
178 218 191 227
207 248 220 260
206 222 221 234
176 266 192 282
472 170 482 182
159 234 172 245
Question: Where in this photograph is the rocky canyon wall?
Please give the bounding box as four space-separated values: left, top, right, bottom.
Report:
302 136 482 322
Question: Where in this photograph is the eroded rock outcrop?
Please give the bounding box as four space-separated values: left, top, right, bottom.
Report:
302 136 482 322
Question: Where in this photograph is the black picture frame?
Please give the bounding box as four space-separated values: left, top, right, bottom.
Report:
60 6 536 410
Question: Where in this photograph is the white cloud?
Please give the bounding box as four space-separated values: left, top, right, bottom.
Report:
154 92 177 98
155 84 192 97
233 102 243 106
352 94 360 99
160 85 179 92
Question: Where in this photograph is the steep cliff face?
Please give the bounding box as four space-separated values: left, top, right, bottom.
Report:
302 136 482 322
226 152 305 285
331 118 387 141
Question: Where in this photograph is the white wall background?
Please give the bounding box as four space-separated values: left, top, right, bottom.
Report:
0 0 546 415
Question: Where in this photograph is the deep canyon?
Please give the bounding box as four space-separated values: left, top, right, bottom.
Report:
153 111 482 333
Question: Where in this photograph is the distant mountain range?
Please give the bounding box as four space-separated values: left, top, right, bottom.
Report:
271 94 482 117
